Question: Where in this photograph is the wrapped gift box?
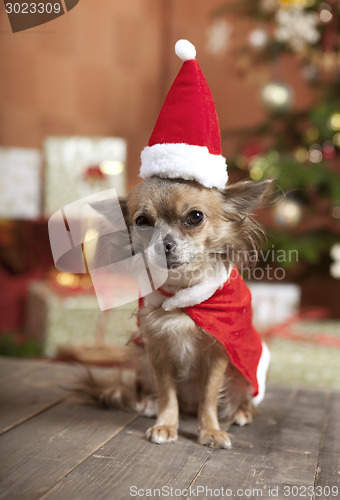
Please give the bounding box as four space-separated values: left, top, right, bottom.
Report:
25 280 138 362
244 283 338 390
265 320 340 390
247 281 301 330
0 147 42 219
43 136 127 216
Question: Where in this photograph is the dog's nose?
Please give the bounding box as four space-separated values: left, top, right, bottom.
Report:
154 238 176 256
163 238 176 255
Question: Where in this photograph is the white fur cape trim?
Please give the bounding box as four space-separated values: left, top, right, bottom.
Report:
252 342 270 406
162 264 231 311
140 143 228 189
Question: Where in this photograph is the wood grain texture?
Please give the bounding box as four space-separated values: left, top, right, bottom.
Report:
0 356 47 383
0 359 80 434
0 400 137 500
0 358 338 500
314 392 340 492
41 415 214 500
38 386 334 500
188 386 332 499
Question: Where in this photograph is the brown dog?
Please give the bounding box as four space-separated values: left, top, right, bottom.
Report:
79 176 272 449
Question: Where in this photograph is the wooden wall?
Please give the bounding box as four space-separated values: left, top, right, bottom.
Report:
0 0 316 190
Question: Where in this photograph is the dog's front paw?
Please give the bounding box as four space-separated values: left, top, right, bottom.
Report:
198 428 232 449
232 408 253 427
146 425 178 444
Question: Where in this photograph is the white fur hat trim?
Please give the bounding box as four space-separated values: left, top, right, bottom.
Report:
140 143 228 189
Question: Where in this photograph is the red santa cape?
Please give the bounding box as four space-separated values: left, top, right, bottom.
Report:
184 268 263 397
137 267 270 405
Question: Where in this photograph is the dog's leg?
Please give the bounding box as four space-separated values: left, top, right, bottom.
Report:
218 364 254 425
198 354 232 449
145 355 179 444
232 399 254 426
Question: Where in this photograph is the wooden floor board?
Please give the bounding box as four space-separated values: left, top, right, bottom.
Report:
0 357 48 383
0 360 80 434
0 399 137 500
38 386 335 500
41 414 214 500
314 392 340 493
0 358 339 500
189 387 332 499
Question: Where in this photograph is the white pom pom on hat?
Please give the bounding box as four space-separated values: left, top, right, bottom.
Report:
174 39 196 62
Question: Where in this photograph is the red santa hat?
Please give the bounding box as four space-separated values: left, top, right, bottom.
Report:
140 39 228 189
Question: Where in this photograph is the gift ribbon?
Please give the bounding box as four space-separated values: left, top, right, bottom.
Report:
261 308 340 348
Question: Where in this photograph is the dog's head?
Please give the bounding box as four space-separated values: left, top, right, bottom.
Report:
123 176 273 285
91 176 272 286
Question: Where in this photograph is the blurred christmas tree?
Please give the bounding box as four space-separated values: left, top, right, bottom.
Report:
207 0 340 280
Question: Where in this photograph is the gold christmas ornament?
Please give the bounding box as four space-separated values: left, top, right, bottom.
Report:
330 243 340 279
319 8 332 24
261 81 293 112
249 29 269 50
274 199 303 227
329 113 340 131
249 165 264 180
332 133 340 147
308 144 323 163
294 147 309 163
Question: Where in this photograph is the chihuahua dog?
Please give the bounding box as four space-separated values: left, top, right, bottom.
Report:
78 175 272 449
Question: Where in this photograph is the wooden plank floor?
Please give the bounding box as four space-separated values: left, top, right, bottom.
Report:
0 357 339 500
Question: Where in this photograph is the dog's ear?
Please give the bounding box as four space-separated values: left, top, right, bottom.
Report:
89 197 130 227
221 179 274 216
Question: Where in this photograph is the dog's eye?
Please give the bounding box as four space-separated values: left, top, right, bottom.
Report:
135 215 153 229
186 210 204 226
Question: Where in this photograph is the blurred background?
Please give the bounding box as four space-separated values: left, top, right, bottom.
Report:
0 0 339 389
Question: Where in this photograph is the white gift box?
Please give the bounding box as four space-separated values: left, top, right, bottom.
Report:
25 280 137 359
247 282 301 330
43 136 127 216
0 147 42 219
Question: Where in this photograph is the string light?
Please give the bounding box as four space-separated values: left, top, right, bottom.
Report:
249 29 268 49
261 82 293 112
308 145 323 163
250 165 264 180
322 140 336 160
305 126 320 143
331 207 340 219
55 272 80 288
330 244 340 279
99 161 125 175
329 113 340 131
274 199 302 227
319 9 332 24
295 147 309 163
332 133 340 147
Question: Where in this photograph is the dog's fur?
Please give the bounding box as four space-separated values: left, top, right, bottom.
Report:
77 177 273 449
